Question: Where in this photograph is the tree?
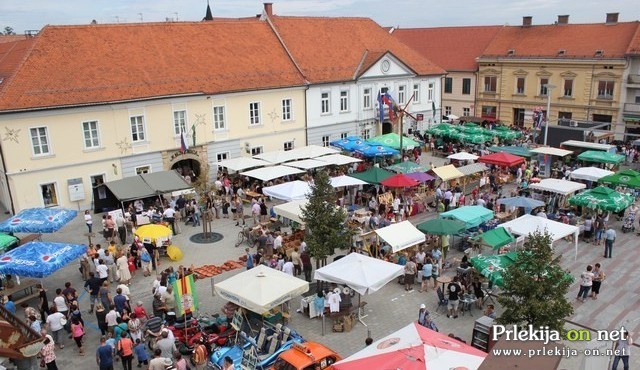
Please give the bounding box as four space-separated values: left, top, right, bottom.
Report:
301 170 352 269
496 230 573 334
3 27 15 35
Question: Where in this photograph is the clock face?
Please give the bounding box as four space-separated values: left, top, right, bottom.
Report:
381 59 391 73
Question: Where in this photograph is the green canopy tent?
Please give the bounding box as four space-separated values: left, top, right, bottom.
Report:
473 227 515 250
348 167 394 184
567 186 634 213
577 150 625 165
424 123 460 136
470 251 519 287
366 133 421 150
0 233 18 253
386 161 428 174
439 206 495 229
488 146 534 158
456 132 493 144
599 169 640 189
416 219 466 235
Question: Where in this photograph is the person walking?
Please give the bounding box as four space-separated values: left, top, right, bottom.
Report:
404 256 417 292
245 248 254 270
446 276 462 319
576 265 594 303
40 333 59 370
604 226 616 258
84 210 94 234
300 250 312 282
70 317 85 355
116 252 131 285
291 247 302 276
95 303 108 336
44 307 65 349
590 263 605 300
594 214 605 246
117 334 134 370
419 258 434 293
96 336 114 370
37 284 50 324
611 333 632 370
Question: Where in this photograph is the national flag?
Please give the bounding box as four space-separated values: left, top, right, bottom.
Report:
173 274 199 315
180 131 189 153
432 101 437 118
382 93 395 121
377 94 384 123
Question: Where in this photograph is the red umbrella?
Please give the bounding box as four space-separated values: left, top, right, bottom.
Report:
380 174 420 188
478 152 525 167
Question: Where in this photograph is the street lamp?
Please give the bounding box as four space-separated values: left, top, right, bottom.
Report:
543 84 556 146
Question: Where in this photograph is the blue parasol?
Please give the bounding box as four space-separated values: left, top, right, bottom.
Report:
354 145 399 157
331 138 368 152
0 208 77 233
497 196 545 213
0 241 87 278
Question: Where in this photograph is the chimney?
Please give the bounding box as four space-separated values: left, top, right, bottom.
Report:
522 16 532 27
557 15 569 24
606 12 619 24
264 3 273 17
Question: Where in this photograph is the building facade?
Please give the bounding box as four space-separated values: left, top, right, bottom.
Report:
621 32 640 137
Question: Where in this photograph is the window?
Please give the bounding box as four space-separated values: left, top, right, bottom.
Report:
445 106 452 116
597 81 615 99
321 92 330 114
463 107 470 116
283 141 294 151
398 85 406 104
130 115 145 142
282 99 292 121
135 165 150 175
249 102 261 125
82 121 100 149
412 83 420 103
558 112 572 124
427 83 434 101
173 110 187 135
41 183 58 207
444 77 453 94
30 127 50 156
484 76 497 92
482 105 496 118
363 88 372 110
636 95 640 104
321 135 330 147
340 91 349 112
251 146 263 156
462 78 471 95
539 78 549 96
216 152 229 162
341 132 348 139
213 105 226 130
516 77 525 94
562 79 573 97
362 129 371 140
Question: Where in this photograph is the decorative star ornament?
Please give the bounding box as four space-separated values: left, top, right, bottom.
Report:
194 113 207 127
268 109 280 122
2 127 20 143
115 137 132 154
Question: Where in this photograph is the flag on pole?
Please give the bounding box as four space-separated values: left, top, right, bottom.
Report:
173 274 199 315
180 131 189 153
432 101 437 118
377 93 384 123
382 93 395 122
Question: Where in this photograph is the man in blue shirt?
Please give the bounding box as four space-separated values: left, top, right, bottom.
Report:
96 336 114 370
604 226 616 258
2 295 15 315
113 288 128 314
245 248 254 270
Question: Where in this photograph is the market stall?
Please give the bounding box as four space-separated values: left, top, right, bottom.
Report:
285 144 339 159
567 186 634 213
348 167 394 184
262 180 312 201
284 159 330 170
472 227 515 251
457 163 489 191
367 133 420 150
569 167 614 182
379 174 419 188
432 164 465 184
373 221 425 253
253 150 300 164
447 152 479 161
386 161 427 174
217 157 270 173
330 139 368 152
478 152 525 167
439 206 494 229
497 196 545 215
273 199 308 225
487 146 534 159
500 214 579 259
527 178 586 212
333 322 487 370
330 176 367 188
214 265 309 315
599 169 640 189
354 145 399 158
0 233 18 254
530 147 573 178
470 251 518 287
240 165 305 182
577 150 625 168
315 153 362 166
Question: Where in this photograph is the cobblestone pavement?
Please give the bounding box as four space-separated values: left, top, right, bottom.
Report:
2 152 638 369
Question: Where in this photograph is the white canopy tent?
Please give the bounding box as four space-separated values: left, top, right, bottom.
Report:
330 175 367 188
316 154 362 166
253 150 300 164
240 165 304 182
530 147 573 157
314 252 404 295
500 214 579 259
374 221 426 253
528 178 586 196
214 265 309 314
447 152 479 161
284 159 329 170
262 180 312 201
217 157 270 172
569 167 614 182
286 144 339 159
273 199 308 225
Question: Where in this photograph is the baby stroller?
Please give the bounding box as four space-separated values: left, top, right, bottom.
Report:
622 213 635 233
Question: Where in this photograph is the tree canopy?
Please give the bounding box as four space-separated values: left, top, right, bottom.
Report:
496 230 574 334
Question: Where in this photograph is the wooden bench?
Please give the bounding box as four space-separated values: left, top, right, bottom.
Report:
18 233 42 246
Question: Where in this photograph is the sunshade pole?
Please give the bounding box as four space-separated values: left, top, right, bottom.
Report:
357 293 367 326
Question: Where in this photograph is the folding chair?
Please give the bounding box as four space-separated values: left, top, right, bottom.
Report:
435 287 449 313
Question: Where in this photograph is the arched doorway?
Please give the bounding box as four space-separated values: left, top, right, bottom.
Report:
171 158 201 183
382 121 393 134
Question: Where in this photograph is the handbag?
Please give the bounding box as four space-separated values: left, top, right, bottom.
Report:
59 316 67 327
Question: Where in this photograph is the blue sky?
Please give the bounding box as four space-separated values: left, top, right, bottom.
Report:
1 0 638 33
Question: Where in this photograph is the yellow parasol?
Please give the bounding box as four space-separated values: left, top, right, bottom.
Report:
134 224 172 243
166 245 183 261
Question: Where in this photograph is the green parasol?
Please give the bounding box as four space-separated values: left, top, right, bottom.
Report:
457 132 493 144
366 133 420 150
470 251 519 287
598 169 640 189
0 233 18 253
472 227 515 250
416 218 466 235
386 161 428 174
567 186 634 212
577 150 625 165
488 146 534 158
348 167 394 184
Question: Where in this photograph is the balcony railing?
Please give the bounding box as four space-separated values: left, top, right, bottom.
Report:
624 103 640 113
629 74 640 84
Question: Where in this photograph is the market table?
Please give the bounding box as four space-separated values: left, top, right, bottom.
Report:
245 190 261 199
436 275 452 291
1 278 39 305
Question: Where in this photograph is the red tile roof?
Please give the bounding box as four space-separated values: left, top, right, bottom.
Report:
0 35 31 44
0 39 35 84
0 21 306 112
392 26 502 71
627 24 640 55
482 22 640 58
270 16 445 83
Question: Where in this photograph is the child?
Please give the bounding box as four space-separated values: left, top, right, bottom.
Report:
133 338 149 368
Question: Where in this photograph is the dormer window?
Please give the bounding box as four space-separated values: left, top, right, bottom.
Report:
595 49 604 57
557 49 566 56
507 49 516 56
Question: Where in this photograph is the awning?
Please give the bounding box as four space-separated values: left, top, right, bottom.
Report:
569 167 614 182
623 115 640 122
530 147 573 157
440 206 494 228
104 176 156 202
528 178 586 195
284 159 329 170
315 154 362 166
262 181 311 201
457 163 488 176
286 144 339 159
473 227 514 249
273 199 308 225
330 175 368 188
217 157 270 172
577 150 625 165
432 164 464 181
501 214 579 259
486 147 533 159
240 165 305 182
140 171 192 194
253 150 300 164
374 221 425 253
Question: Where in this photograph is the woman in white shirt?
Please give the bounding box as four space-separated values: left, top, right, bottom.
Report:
84 210 93 234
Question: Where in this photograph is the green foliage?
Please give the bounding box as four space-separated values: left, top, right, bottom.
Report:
3 27 15 35
496 230 574 334
301 170 352 267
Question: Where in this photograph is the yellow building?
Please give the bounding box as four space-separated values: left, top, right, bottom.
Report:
0 21 307 212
